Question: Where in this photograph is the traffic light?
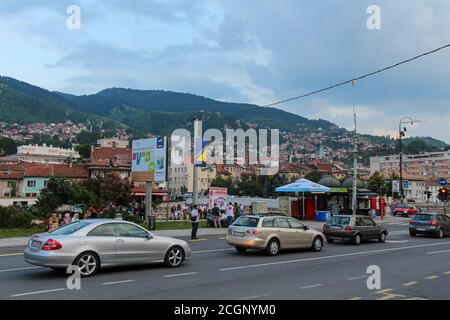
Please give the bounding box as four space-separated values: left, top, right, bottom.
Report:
439 188 446 201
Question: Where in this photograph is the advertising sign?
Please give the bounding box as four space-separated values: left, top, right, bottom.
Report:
209 187 228 209
392 180 400 193
132 137 167 182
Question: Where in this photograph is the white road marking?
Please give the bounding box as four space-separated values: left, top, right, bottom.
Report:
101 280 135 286
219 241 450 271
0 253 24 257
426 249 450 255
10 288 65 298
347 275 367 281
299 284 324 290
237 294 269 300
386 240 409 243
0 266 41 273
164 272 199 278
388 231 409 236
193 248 233 254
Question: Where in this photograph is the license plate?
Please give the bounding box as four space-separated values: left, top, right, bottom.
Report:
330 226 342 230
232 231 245 237
30 240 41 248
416 228 426 231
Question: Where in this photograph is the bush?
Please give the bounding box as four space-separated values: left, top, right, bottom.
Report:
0 207 35 228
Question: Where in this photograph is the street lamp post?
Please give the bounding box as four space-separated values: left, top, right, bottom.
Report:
398 116 422 203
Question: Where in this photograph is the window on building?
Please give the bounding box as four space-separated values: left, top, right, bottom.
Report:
27 181 36 188
7 181 16 188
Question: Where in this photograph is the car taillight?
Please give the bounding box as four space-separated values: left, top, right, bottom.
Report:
42 239 62 251
252 229 261 235
344 226 353 232
323 224 329 231
409 219 414 224
429 220 438 226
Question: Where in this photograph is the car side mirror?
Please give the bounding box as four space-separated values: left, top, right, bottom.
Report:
147 233 153 240
304 226 310 231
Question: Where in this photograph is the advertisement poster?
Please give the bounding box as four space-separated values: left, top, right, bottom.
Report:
209 187 228 209
132 137 167 182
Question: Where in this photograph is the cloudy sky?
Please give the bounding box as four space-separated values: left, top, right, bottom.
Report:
1 1 449 141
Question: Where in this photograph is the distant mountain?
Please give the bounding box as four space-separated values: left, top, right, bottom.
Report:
55 88 338 135
0 76 88 124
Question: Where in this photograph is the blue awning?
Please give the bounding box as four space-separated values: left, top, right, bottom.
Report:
275 178 331 193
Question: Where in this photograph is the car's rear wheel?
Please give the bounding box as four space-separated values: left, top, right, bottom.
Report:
164 246 184 268
353 234 362 245
235 247 247 254
379 232 387 243
265 239 280 256
311 237 323 252
74 252 100 277
437 228 444 239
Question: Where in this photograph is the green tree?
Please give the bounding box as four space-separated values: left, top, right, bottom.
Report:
210 175 236 195
368 172 386 195
75 144 91 159
304 171 323 183
0 137 19 156
236 174 264 197
85 174 131 207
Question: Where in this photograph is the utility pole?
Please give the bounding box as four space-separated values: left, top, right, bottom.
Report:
193 115 203 206
352 80 358 216
398 116 422 204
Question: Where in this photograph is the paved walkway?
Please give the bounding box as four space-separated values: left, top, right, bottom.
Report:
0 214 408 248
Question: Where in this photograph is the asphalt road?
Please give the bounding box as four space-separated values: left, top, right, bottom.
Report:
1 219 449 300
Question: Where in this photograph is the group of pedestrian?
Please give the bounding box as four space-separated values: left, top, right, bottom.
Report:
47 212 80 232
170 204 207 221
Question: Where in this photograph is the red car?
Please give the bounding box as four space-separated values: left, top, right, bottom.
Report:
393 204 418 217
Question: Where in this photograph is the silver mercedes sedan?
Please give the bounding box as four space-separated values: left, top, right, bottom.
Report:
24 219 192 277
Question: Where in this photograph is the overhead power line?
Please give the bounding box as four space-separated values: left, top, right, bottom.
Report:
259 43 450 109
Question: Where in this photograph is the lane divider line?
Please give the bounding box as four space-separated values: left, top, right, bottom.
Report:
426 249 450 255
101 280 135 286
10 288 65 298
219 241 450 271
347 275 367 281
299 284 323 290
425 276 438 280
0 253 24 257
0 266 40 273
164 272 199 278
403 281 418 287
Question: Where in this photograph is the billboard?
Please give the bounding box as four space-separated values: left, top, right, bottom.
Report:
209 187 228 209
132 137 167 182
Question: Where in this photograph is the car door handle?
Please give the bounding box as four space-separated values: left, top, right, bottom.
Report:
117 239 125 243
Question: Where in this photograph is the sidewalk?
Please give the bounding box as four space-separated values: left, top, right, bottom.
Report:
0 214 408 248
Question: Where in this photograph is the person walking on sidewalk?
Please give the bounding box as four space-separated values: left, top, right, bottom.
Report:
212 203 221 228
226 202 234 227
190 205 200 240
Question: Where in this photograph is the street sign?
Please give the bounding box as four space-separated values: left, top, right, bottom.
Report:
402 180 409 190
439 178 447 187
392 180 400 193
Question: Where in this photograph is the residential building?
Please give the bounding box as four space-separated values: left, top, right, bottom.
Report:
15 144 80 164
88 146 132 180
169 158 216 197
370 151 450 181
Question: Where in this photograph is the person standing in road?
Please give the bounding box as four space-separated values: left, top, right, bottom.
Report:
226 202 234 227
212 203 221 228
190 205 200 240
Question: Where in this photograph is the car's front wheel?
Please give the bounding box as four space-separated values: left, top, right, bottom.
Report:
73 252 100 277
379 232 387 243
164 246 185 268
265 239 280 256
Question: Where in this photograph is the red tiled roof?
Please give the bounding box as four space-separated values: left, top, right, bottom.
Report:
0 171 24 179
24 164 88 178
92 147 131 161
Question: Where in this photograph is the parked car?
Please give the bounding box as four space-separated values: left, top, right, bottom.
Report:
323 215 388 245
393 204 418 217
24 219 192 277
409 213 450 238
226 215 325 256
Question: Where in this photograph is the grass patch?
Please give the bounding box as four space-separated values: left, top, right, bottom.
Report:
0 225 47 239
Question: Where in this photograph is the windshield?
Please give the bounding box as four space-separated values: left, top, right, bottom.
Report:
232 217 259 227
49 221 91 236
327 216 351 226
413 214 433 221
397 204 410 208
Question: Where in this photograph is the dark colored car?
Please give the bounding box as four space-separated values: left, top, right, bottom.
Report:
393 204 418 217
323 215 388 245
409 213 450 238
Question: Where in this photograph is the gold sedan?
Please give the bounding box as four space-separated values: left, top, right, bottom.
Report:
226 215 325 256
